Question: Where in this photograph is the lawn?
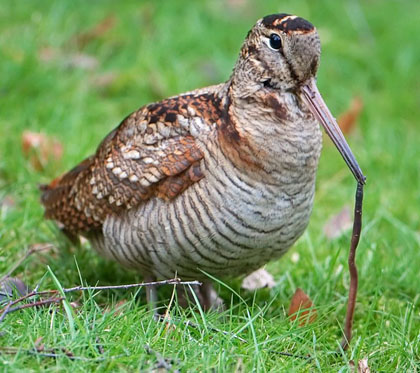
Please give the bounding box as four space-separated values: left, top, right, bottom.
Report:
1 0 419 371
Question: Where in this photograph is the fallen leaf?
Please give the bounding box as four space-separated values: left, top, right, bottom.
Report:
34 336 45 352
79 237 89 246
337 96 364 135
38 47 59 63
357 358 371 373
70 301 81 310
66 53 99 70
90 72 118 89
288 288 317 326
234 357 245 373
323 206 352 240
290 252 300 264
104 299 128 317
71 16 116 49
38 47 99 70
0 277 32 303
163 316 177 334
21 131 63 170
0 195 16 211
226 0 247 9
241 268 275 290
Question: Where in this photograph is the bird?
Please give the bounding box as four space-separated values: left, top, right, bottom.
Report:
40 13 365 310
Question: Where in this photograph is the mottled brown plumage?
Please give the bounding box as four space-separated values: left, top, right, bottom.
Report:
41 14 364 309
41 93 212 232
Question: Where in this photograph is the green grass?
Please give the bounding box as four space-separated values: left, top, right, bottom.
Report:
1 0 419 371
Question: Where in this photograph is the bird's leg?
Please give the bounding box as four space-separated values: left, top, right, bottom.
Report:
199 281 225 312
176 281 225 311
144 275 159 319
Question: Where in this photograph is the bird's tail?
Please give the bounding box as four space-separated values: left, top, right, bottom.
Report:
40 156 94 233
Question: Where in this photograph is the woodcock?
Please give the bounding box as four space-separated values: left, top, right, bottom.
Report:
41 14 365 309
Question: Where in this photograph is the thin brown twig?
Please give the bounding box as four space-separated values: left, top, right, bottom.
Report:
61 278 201 293
0 243 54 282
0 290 43 314
0 297 64 323
0 302 12 324
0 346 124 361
340 182 364 351
2 278 200 307
0 278 201 324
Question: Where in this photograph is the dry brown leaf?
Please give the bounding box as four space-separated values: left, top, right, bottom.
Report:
241 268 275 290
21 131 63 170
337 96 364 135
66 53 99 70
71 16 116 49
38 47 59 63
323 206 352 240
38 47 99 70
79 237 89 246
34 336 45 352
0 278 32 302
0 195 16 211
164 316 177 334
234 357 245 373
70 301 81 310
226 0 247 9
90 72 118 89
357 358 371 373
288 288 317 326
104 299 128 317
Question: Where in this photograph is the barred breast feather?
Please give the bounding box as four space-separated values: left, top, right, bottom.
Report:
42 80 322 280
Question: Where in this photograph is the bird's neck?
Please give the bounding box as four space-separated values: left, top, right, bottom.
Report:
216 79 323 180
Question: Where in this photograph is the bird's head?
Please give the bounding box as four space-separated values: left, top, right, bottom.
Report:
231 13 366 184
237 13 321 91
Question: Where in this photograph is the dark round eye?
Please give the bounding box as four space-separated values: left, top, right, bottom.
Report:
269 33 282 50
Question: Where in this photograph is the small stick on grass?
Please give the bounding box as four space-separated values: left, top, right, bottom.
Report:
60 278 201 293
0 297 64 320
0 346 124 361
340 182 364 351
0 278 201 324
0 243 54 282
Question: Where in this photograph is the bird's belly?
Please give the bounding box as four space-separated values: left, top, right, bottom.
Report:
95 171 316 280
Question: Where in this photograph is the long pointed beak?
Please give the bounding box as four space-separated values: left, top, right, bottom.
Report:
300 79 366 184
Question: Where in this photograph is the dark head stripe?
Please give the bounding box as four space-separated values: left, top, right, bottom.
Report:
262 14 315 34
262 13 291 27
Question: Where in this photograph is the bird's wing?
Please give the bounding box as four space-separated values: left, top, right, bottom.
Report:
41 91 223 234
